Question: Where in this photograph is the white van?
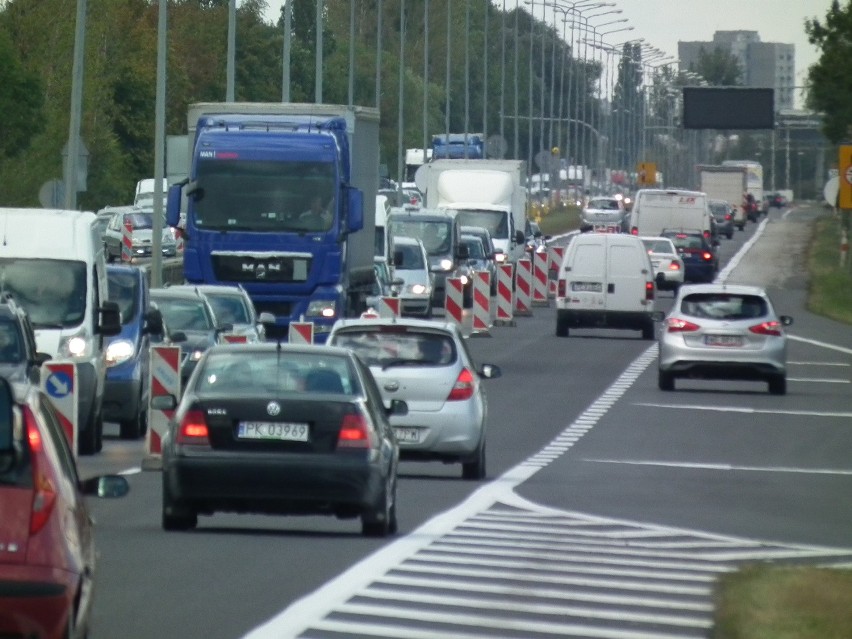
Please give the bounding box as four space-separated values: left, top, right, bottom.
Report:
0 208 121 455
555 233 656 339
628 189 712 240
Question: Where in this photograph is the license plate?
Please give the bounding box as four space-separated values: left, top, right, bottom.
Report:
704 335 743 347
238 421 309 441
393 427 421 443
571 281 603 293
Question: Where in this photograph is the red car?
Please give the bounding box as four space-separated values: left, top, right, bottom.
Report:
0 378 129 639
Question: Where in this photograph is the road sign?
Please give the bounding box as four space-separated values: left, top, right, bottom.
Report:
41 362 78 455
637 162 657 186
838 145 852 208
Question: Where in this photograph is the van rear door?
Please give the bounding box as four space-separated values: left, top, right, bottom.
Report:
605 236 651 313
565 241 606 309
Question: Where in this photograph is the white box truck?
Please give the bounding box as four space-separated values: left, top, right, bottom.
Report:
414 159 528 265
628 189 712 240
698 165 748 230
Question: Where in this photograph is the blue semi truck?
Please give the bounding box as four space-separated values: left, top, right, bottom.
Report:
431 133 485 160
166 103 380 342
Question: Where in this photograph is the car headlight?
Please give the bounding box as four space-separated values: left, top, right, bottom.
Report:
59 332 94 360
190 349 204 362
306 299 337 319
439 258 454 271
410 284 427 295
494 252 507 263
459 274 469 286
105 339 136 367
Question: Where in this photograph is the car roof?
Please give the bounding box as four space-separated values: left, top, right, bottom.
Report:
206 342 356 359
677 283 768 297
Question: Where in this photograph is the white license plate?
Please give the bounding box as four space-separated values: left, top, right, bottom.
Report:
393 427 421 443
704 335 743 347
572 281 603 293
238 421 309 441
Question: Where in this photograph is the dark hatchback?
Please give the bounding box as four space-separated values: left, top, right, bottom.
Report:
155 343 405 536
662 229 718 284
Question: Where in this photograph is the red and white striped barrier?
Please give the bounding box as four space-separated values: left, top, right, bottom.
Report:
378 296 400 318
532 250 549 306
548 246 565 298
471 272 491 335
494 263 515 325
444 277 464 325
121 217 133 262
144 345 181 469
514 258 533 316
288 321 314 344
41 361 78 456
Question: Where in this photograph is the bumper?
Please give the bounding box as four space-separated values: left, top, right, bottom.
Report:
399 295 431 317
0 568 76 639
659 340 787 379
103 376 143 422
556 309 654 331
164 451 387 515
390 401 484 460
682 263 716 283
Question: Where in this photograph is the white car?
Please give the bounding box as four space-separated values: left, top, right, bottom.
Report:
178 284 274 343
581 195 626 232
655 284 792 394
640 236 685 292
328 317 501 479
392 236 433 318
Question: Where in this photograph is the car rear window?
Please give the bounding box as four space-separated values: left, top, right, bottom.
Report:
680 294 768 320
332 328 457 368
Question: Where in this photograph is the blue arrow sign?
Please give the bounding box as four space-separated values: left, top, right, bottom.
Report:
46 371 73 399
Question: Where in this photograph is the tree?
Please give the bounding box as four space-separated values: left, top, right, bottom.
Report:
0 29 44 159
689 46 742 86
805 0 852 143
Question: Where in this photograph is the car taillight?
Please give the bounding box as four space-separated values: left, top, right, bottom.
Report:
645 281 655 301
558 279 566 297
448 367 475 401
725 214 732 221
337 413 372 449
703 230 711 239
701 251 714 261
667 262 681 271
630 227 638 235
665 318 700 332
25 407 57 535
177 410 210 445
749 321 783 336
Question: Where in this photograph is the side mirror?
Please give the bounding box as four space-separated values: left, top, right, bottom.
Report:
780 315 793 326
514 230 525 244
98 301 122 337
456 244 470 260
257 312 276 325
151 394 178 411
80 475 130 498
346 186 364 233
144 308 164 335
169 331 188 344
479 363 502 379
166 183 184 227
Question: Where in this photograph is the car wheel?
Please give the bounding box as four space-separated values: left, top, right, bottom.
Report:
162 480 198 531
119 407 146 440
658 369 675 391
361 474 396 537
768 374 787 395
642 321 655 340
462 439 486 480
726 232 733 240
556 316 569 337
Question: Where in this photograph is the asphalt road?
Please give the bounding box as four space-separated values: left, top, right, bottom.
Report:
81 202 852 638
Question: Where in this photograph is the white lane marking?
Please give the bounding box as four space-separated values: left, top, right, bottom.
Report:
716 216 768 283
635 402 852 418
584 458 852 477
788 334 852 355
788 361 851 366
788 377 850 383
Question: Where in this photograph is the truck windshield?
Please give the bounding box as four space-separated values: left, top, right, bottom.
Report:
0 258 87 328
390 219 452 255
193 159 336 233
454 210 508 240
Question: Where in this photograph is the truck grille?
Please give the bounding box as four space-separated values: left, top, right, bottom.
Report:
212 254 312 283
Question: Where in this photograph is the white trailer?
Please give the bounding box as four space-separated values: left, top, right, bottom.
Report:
698 165 748 230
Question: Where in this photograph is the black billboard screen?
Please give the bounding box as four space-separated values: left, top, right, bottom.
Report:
682 87 775 130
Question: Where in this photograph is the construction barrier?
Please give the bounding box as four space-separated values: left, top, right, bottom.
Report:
494 263 515 326
144 345 181 470
444 277 464 325
121 218 133 262
471 272 492 336
288 322 314 344
547 246 565 298
41 361 78 456
378 296 401 318
532 250 549 306
514 258 533 316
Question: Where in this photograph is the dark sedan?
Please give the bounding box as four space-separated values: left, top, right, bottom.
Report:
155 343 404 536
662 229 718 283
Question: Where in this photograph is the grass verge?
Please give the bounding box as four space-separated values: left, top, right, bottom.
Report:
806 213 852 325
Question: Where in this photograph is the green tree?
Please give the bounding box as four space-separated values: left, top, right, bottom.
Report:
689 46 742 86
805 0 852 143
0 28 44 159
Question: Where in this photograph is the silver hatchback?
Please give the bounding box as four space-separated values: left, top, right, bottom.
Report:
656 284 792 394
328 317 501 479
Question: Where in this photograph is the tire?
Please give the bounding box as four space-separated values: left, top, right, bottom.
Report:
119 408 146 440
768 374 786 395
462 439 486 480
556 316 569 337
658 369 675 391
642 321 655 340
726 232 733 240
78 403 101 456
361 474 397 537
162 480 198 531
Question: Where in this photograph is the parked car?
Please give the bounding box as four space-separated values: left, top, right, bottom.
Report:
155 343 405 536
104 265 165 439
0 294 51 385
640 236 684 293
708 199 735 240
0 377 129 639
392 236 434 318
328 317 502 480
661 229 718 283
103 208 177 262
149 287 223 385
190 284 274 343
655 283 793 394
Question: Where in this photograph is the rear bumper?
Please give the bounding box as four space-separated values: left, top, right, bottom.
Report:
0 568 76 639
556 309 653 331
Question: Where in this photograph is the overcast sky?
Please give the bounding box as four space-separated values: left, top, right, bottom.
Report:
262 0 833 106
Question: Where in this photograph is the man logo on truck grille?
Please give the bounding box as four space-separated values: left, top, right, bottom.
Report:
242 262 282 279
